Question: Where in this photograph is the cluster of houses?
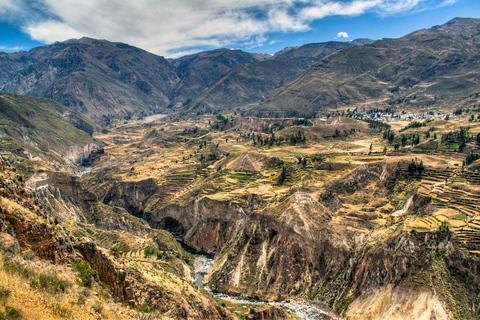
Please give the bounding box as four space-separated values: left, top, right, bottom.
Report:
348 111 451 122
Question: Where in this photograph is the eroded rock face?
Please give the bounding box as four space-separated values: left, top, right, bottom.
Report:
149 197 246 234
345 284 450 320
76 242 133 300
103 178 157 216
27 170 96 202
64 143 104 164
27 170 97 222
1 206 74 263
0 167 74 263
205 214 352 301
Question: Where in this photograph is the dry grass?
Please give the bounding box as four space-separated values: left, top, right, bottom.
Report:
0 252 137 319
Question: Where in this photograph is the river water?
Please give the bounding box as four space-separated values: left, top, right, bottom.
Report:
77 166 92 177
194 255 337 320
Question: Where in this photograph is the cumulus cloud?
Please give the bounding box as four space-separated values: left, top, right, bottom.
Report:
0 0 458 57
336 31 349 38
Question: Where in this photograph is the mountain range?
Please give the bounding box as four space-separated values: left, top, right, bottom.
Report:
253 18 480 116
0 17 479 124
0 36 373 124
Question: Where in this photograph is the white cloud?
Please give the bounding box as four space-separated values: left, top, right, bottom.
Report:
0 0 459 58
336 31 349 38
0 45 22 51
23 20 83 43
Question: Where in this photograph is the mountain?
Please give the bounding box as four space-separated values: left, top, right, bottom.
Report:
0 38 376 121
0 40 273 123
187 41 373 113
0 38 180 123
0 93 100 167
251 18 480 116
170 48 271 105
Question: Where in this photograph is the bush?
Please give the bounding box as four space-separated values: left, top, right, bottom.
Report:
72 261 96 288
466 153 480 166
29 272 70 294
439 222 451 233
51 303 73 318
0 286 11 306
92 300 104 315
144 246 158 258
0 306 22 320
3 259 34 279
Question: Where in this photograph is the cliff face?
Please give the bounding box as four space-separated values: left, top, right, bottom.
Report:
141 162 479 319
103 178 158 216
0 161 75 263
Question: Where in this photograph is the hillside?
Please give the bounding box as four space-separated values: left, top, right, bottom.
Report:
0 93 100 168
0 38 181 123
0 41 271 124
0 38 375 122
252 18 480 116
187 41 373 113
170 48 270 106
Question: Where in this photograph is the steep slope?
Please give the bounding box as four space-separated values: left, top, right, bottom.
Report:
170 48 270 105
188 41 371 113
0 93 100 167
0 156 237 319
0 37 180 123
252 18 480 116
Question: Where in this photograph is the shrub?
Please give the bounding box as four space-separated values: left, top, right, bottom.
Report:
0 307 22 320
277 166 287 186
72 261 96 288
51 303 73 318
3 259 34 279
0 286 11 306
29 273 71 294
144 246 158 258
439 222 451 233
92 300 104 315
466 153 480 166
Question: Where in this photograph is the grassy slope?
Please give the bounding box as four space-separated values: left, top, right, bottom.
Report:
0 93 97 154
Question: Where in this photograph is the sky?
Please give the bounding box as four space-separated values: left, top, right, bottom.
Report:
0 0 479 58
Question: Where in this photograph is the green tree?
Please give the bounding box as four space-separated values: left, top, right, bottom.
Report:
72 261 96 288
278 166 287 185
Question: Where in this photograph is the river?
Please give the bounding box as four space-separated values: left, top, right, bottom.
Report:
194 255 337 320
77 166 92 177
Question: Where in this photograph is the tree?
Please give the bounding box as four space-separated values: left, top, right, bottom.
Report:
278 166 287 185
407 158 425 176
439 221 451 233
466 153 480 166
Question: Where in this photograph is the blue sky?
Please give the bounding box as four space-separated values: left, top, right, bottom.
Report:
0 0 479 58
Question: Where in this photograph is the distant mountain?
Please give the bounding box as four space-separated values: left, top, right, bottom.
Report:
251 18 480 116
170 48 270 105
187 40 373 113
0 38 180 123
0 40 272 123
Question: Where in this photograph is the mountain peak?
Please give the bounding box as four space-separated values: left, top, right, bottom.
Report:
434 17 480 38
